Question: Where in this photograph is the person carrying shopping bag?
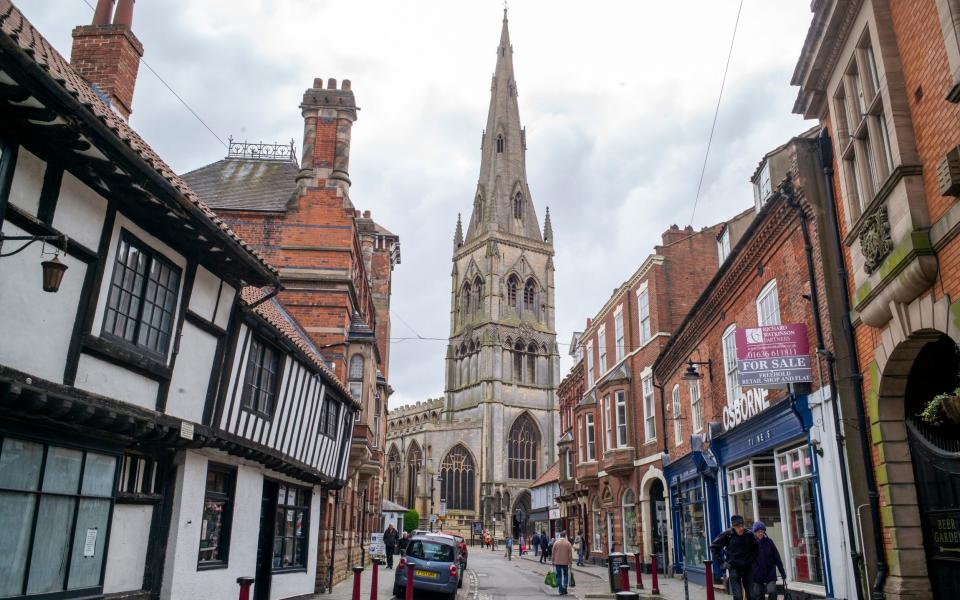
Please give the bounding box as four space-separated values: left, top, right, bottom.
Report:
551 531 573 595
751 521 786 600
710 514 758 600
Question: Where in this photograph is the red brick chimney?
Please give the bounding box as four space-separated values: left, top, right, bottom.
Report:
70 0 143 120
298 77 358 192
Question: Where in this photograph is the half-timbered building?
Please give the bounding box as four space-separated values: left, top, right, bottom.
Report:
0 2 357 599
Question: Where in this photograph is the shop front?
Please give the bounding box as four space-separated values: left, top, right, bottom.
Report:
710 393 833 599
664 448 720 586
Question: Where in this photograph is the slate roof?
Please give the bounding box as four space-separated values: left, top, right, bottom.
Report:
181 158 300 212
240 286 355 406
531 461 560 488
0 1 277 279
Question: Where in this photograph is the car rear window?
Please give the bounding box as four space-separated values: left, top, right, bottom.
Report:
407 540 455 562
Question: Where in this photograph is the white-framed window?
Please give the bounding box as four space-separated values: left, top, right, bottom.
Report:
776 445 824 585
727 459 783 563
564 449 574 480
832 31 895 220
585 413 596 461
577 415 585 463
614 307 625 362
672 385 682 446
638 287 651 344
615 390 628 447
689 379 702 433
722 325 739 403
718 227 731 265
586 340 595 387
642 377 656 442
598 327 607 374
757 280 780 326
754 161 772 211
603 395 612 451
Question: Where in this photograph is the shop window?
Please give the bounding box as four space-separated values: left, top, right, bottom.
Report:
273 484 310 571
0 437 117 596
726 459 783 560
242 336 281 418
642 378 655 442
592 497 602 553
102 232 182 357
776 446 824 585
198 463 236 567
678 481 707 568
622 488 638 554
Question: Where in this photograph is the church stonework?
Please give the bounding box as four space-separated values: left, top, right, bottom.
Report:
385 11 559 538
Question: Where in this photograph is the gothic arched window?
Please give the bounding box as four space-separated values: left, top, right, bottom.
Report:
461 282 472 318
440 445 476 510
497 134 504 153
473 276 484 314
527 342 538 385
514 340 525 383
406 443 422 505
507 275 519 308
387 446 401 502
523 279 536 311
508 413 540 479
514 192 523 219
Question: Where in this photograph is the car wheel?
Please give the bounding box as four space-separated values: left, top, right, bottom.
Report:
447 592 457 600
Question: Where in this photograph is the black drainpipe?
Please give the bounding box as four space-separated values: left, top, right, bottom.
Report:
816 128 888 599
782 173 865 600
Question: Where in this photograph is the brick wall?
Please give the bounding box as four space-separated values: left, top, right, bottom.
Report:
70 24 142 119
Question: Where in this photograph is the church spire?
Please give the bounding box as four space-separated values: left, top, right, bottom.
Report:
464 10 543 245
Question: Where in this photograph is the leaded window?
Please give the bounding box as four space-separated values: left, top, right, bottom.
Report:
507 276 519 308
320 395 340 437
242 336 281 417
507 414 540 479
523 279 535 310
273 484 310 571
473 276 484 315
514 191 523 219
387 446 401 502
439 445 475 510
103 232 181 356
406 443 422 505
199 463 236 567
349 354 364 403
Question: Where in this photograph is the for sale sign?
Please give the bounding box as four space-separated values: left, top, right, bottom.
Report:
735 324 812 387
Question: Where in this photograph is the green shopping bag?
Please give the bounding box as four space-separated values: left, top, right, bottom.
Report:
544 571 557 587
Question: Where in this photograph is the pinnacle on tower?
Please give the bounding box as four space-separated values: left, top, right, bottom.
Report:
543 206 553 245
454 213 464 248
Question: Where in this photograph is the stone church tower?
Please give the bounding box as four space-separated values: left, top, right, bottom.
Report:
445 9 560 530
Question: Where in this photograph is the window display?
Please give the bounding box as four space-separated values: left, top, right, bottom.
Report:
622 488 638 553
199 464 235 566
678 481 707 567
776 445 823 585
273 484 310 570
726 459 784 559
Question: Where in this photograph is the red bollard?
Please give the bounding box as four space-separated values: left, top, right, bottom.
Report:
236 576 254 600
633 552 644 590
351 566 363 600
704 560 716 600
650 554 660 594
369 560 378 600
619 565 630 592
405 562 414 600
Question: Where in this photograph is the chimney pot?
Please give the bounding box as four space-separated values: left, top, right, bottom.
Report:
327 78 337 89
342 79 352 90
363 210 371 218
313 77 323 89
92 0 115 25
113 0 134 26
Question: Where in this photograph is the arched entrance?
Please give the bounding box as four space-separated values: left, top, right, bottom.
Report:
512 490 532 539
902 334 960 598
648 479 667 568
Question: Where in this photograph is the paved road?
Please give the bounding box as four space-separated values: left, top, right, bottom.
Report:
466 548 556 600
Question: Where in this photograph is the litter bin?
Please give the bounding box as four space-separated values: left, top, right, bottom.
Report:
606 552 630 592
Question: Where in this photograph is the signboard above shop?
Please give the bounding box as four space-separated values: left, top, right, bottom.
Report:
735 324 813 387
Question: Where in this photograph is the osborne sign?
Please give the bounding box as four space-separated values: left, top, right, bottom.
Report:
722 387 770 431
735 324 812 387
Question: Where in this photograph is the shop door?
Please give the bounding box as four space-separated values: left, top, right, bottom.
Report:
650 479 666 570
904 335 960 599
255 480 279 600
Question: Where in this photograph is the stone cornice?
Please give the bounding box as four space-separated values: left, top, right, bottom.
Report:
454 230 554 260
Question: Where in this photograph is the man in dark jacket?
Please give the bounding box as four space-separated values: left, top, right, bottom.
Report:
539 532 550 564
710 515 758 600
383 524 399 569
751 521 786 599
532 532 540 557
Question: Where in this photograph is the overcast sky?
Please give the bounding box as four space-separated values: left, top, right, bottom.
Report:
24 0 815 408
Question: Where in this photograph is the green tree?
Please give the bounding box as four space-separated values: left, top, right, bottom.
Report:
403 509 420 533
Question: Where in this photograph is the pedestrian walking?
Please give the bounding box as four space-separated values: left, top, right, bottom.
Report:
505 535 514 560
551 531 573 595
519 534 526 556
383 523 398 569
539 532 549 564
573 531 585 566
710 514 758 600
397 531 410 555
532 532 540 557
484 529 491 549
751 521 786 600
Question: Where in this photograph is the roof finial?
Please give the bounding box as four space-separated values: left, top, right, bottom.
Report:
543 206 553 244
503 0 508 19
454 213 464 248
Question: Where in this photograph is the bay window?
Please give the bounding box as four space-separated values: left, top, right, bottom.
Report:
603 395 612 451
585 414 596 461
615 390 629 447
642 377 655 442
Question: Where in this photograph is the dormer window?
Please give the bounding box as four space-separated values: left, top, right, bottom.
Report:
497 134 504 153
753 162 772 211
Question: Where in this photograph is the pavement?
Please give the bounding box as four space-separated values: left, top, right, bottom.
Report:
315 546 733 600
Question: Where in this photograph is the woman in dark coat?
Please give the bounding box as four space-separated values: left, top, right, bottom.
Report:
751 521 786 600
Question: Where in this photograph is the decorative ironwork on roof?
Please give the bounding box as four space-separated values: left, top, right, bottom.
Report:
227 136 297 163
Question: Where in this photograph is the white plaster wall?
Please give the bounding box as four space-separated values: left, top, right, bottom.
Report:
103 503 153 593
162 451 319 600
8 147 45 217
0 222 85 383
166 322 217 423
75 354 159 409
52 171 107 250
214 284 236 330
189 266 221 321
91 213 187 364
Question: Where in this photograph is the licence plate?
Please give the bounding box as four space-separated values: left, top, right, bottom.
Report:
415 569 438 579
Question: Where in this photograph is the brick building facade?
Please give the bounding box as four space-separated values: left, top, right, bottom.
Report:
793 1 960 598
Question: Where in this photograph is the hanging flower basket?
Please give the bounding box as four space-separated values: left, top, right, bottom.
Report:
919 389 960 425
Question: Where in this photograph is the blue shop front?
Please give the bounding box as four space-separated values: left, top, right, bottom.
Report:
712 392 835 599
663 440 722 586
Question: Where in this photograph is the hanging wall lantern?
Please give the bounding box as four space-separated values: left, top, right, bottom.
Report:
41 254 68 293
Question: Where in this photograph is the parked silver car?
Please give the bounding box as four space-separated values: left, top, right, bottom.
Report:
393 535 462 599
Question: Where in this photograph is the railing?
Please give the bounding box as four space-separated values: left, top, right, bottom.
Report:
226 137 297 162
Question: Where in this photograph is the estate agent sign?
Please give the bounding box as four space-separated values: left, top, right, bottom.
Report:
735 324 812 387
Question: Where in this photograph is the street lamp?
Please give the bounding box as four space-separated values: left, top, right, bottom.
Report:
0 233 69 292
681 359 713 382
